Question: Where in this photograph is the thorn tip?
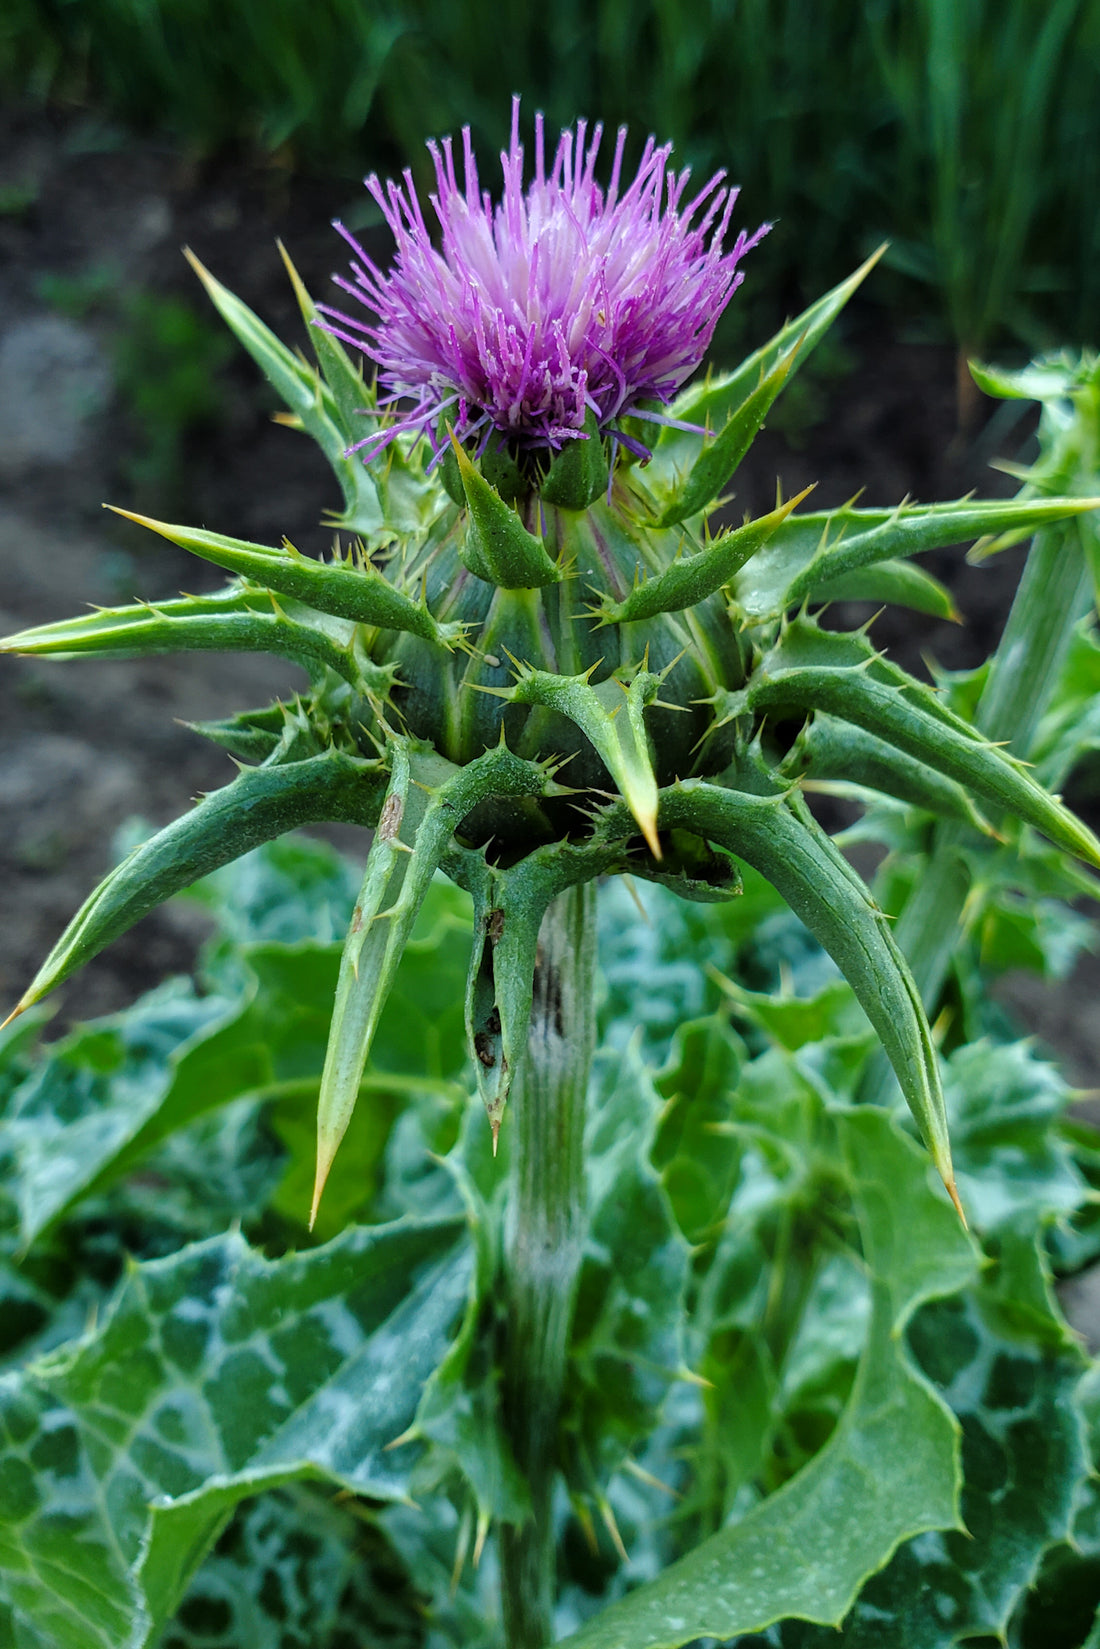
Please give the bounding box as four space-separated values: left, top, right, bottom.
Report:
0 999 28 1032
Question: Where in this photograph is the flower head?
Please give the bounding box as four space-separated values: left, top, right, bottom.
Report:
319 99 769 465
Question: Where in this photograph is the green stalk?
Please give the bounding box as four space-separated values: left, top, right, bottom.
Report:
972 519 1095 753
499 882 597 1648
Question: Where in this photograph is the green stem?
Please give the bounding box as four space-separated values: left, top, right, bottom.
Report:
974 520 1095 752
499 882 597 1649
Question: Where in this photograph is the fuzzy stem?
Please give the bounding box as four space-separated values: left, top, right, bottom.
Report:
499 882 597 1649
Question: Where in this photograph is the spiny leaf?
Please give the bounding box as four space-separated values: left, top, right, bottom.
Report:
276 238 369 445
313 738 561 1218
108 508 464 650
0 1218 469 1648
313 740 419 1223
557 1108 978 1648
501 665 664 857
726 620 1100 871
785 495 1100 607
185 246 385 530
4 751 387 1026
451 435 563 588
193 246 445 544
784 713 995 833
733 494 1100 620
599 779 958 1207
778 1276 1090 1647
807 555 960 620
184 246 322 424
185 700 311 764
169 1488 426 1649
0 584 360 681
595 490 812 626
1 870 472 1255
658 246 887 464
539 408 610 509
1 982 232 1253
650 345 797 527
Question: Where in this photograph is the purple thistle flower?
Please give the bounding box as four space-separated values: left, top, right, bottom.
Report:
318 99 770 467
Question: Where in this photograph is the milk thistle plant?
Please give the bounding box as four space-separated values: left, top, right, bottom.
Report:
3 105 1100 1649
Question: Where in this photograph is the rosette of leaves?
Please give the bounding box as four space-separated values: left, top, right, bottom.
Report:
3 106 1100 1229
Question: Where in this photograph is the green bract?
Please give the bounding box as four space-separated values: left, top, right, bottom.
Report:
4 248 1099 1225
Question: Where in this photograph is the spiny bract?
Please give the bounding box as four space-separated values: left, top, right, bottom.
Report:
4 108 1100 1226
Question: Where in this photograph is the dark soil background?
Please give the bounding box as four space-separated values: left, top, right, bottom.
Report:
1 101 1097 1102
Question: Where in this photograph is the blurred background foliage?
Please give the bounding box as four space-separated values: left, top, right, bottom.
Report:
2 0 1099 359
